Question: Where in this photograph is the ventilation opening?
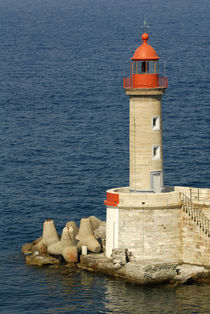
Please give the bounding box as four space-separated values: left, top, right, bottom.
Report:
153 145 160 160
152 116 160 130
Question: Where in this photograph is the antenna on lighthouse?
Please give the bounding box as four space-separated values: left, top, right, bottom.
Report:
141 16 149 33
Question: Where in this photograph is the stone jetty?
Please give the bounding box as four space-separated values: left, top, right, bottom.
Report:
22 217 210 286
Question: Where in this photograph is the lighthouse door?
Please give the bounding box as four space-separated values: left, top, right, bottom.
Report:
150 171 162 193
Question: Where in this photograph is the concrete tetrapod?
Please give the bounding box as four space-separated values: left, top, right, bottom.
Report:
47 226 78 263
88 216 103 231
43 219 59 245
93 222 106 251
62 246 78 263
34 219 59 254
65 221 79 236
76 218 101 253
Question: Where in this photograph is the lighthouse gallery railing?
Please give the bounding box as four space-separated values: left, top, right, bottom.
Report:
123 76 168 89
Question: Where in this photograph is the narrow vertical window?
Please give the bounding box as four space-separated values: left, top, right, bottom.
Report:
152 145 160 160
152 116 160 130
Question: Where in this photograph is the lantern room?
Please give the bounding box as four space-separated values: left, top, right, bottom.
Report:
123 33 168 89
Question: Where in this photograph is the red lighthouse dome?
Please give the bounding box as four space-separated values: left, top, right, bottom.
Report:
123 32 168 89
132 33 159 61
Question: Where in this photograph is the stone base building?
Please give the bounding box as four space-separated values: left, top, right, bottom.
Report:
105 186 210 266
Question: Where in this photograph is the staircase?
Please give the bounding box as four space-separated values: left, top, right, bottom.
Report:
181 192 209 237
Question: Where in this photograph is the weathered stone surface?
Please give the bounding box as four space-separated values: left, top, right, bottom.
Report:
93 222 106 251
32 236 42 245
78 254 179 285
181 210 210 266
25 254 60 266
172 264 208 284
22 239 48 255
62 246 78 263
23 248 210 285
89 216 103 231
111 248 129 269
47 241 63 255
79 253 115 274
120 261 178 284
22 243 33 254
42 219 59 246
47 226 79 263
34 240 48 254
32 219 60 254
47 226 77 255
65 221 79 236
76 218 101 253
117 207 182 262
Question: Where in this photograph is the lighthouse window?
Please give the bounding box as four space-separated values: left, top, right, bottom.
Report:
141 61 149 73
152 145 160 160
152 116 160 130
132 61 159 74
154 61 159 74
132 61 138 74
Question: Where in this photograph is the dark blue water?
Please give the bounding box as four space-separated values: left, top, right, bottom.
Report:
0 0 209 312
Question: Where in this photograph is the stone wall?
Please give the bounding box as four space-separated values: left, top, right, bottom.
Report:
129 91 164 191
105 187 210 265
203 209 210 220
181 210 210 266
118 207 182 262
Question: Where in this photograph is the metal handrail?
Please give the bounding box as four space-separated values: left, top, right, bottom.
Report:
189 188 209 202
181 192 209 236
123 76 168 89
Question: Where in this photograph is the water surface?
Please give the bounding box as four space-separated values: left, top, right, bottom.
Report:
0 0 209 312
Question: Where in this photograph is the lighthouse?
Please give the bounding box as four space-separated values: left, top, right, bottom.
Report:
104 29 209 264
104 31 172 260
124 32 168 192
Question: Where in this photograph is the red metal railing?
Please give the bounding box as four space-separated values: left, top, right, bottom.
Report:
159 77 168 88
123 78 133 89
123 76 168 89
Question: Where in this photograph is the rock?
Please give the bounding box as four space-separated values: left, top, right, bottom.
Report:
173 264 208 284
22 243 33 254
66 221 79 236
64 263 78 271
25 254 60 266
111 248 129 269
122 262 178 284
34 240 48 254
32 236 42 245
76 218 101 253
93 222 106 251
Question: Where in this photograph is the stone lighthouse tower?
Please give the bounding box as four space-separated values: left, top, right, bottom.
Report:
124 32 168 192
105 31 170 259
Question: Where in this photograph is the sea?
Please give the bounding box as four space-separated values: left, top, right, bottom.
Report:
0 0 209 312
